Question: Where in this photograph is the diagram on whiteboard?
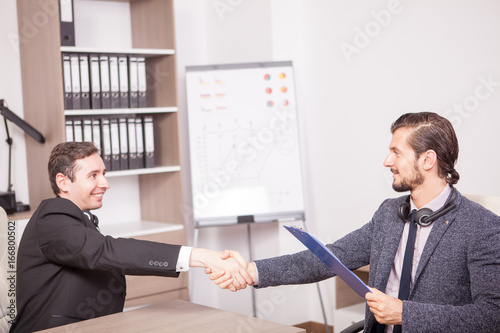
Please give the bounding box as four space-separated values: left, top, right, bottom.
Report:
186 62 305 225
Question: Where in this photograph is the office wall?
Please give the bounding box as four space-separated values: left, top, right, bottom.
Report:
0 1 29 206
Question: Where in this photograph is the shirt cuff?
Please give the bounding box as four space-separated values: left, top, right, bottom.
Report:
176 246 193 272
252 262 260 285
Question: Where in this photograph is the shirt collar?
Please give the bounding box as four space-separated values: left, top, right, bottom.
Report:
410 184 452 212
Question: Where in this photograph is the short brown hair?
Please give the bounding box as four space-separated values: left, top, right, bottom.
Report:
48 142 99 195
391 112 460 185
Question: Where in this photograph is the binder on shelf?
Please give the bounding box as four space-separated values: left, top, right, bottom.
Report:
83 118 92 142
109 56 120 109
118 56 129 108
73 119 83 142
109 118 121 170
70 54 81 109
101 118 112 170
65 119 74 142
128 56 139 108
92 118 101 155
135 117 145 169
89 54 101 109
127 117 138 169
137 57 147 107
118 117 129 170
62 53 72 109
144 116 155 168
99 55 111 109
59 0 75 46
79 55 91 109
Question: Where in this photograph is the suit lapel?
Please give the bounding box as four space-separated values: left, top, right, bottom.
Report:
413 215 454 288
373 219 405 290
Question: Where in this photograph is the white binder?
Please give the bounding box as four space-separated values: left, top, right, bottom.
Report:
79 55 91 109
70 54 81 109
99 55 111 108
109 56 120 109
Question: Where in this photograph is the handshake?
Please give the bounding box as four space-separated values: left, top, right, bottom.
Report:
190 248 256 292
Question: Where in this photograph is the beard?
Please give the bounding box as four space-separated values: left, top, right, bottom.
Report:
391 162 424 192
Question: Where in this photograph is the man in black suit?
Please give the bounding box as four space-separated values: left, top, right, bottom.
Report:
10 142 252 332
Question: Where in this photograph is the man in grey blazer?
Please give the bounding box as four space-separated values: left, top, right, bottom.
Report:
210 112 500 332
11 142 252 332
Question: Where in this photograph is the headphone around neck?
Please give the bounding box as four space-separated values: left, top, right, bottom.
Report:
83 211 100 229
397 187 457 227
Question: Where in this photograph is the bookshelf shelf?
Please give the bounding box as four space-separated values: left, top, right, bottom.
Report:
64 106 178 116
17 0 187 306
105 165 181 178
60 46 175 57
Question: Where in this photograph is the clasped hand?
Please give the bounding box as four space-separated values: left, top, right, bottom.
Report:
190 248 254 292
203 250 256 292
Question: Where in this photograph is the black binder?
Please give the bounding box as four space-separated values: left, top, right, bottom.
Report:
79 55 91 109
59 0 75 46
118 117 129 170
101 118 112 171
135 117 145 169
65 119 74 142
83 118 92 142
89 54 101 109
99 55 111 109
118 56 129 108
70 54 81 109
109 56 120 109
73 119 83 142
127 117 138 169
62 53 72 109
109 118 121 170
137 57 147 107
128 56 139 108
92 118 101 155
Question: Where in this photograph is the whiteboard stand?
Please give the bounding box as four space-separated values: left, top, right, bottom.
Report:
192 221 258 318
246 223 257 318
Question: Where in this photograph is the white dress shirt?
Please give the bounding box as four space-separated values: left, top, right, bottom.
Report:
177 246 193 272
384 185 452 333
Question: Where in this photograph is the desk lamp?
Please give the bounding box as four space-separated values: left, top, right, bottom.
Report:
0 99 45 214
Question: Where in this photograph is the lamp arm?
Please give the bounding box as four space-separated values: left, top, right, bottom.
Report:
0 99 45 143
3 117 13 193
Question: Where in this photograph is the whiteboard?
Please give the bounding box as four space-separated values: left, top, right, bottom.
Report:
185 61 305 226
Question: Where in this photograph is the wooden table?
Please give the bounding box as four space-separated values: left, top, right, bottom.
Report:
38 299 305 332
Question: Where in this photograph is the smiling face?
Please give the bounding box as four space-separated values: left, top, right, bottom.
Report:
57 153 110 211
383 127 424 192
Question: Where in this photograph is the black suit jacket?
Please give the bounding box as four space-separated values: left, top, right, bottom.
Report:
11 197 182 332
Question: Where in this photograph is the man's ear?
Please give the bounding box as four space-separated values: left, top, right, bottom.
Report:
55 173 70 193
421 149 438 171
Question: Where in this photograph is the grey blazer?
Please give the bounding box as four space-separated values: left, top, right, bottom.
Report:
255 191 500 332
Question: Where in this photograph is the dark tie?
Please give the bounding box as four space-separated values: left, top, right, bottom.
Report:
394 209 417 333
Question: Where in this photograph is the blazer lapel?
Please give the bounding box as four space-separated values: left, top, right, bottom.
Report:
413 215 455 290
373 219 405 290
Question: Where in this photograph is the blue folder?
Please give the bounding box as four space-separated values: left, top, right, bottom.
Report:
284 225 371 298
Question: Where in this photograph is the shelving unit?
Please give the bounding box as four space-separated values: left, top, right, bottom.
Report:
16 0 188 307
64 106 178 116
